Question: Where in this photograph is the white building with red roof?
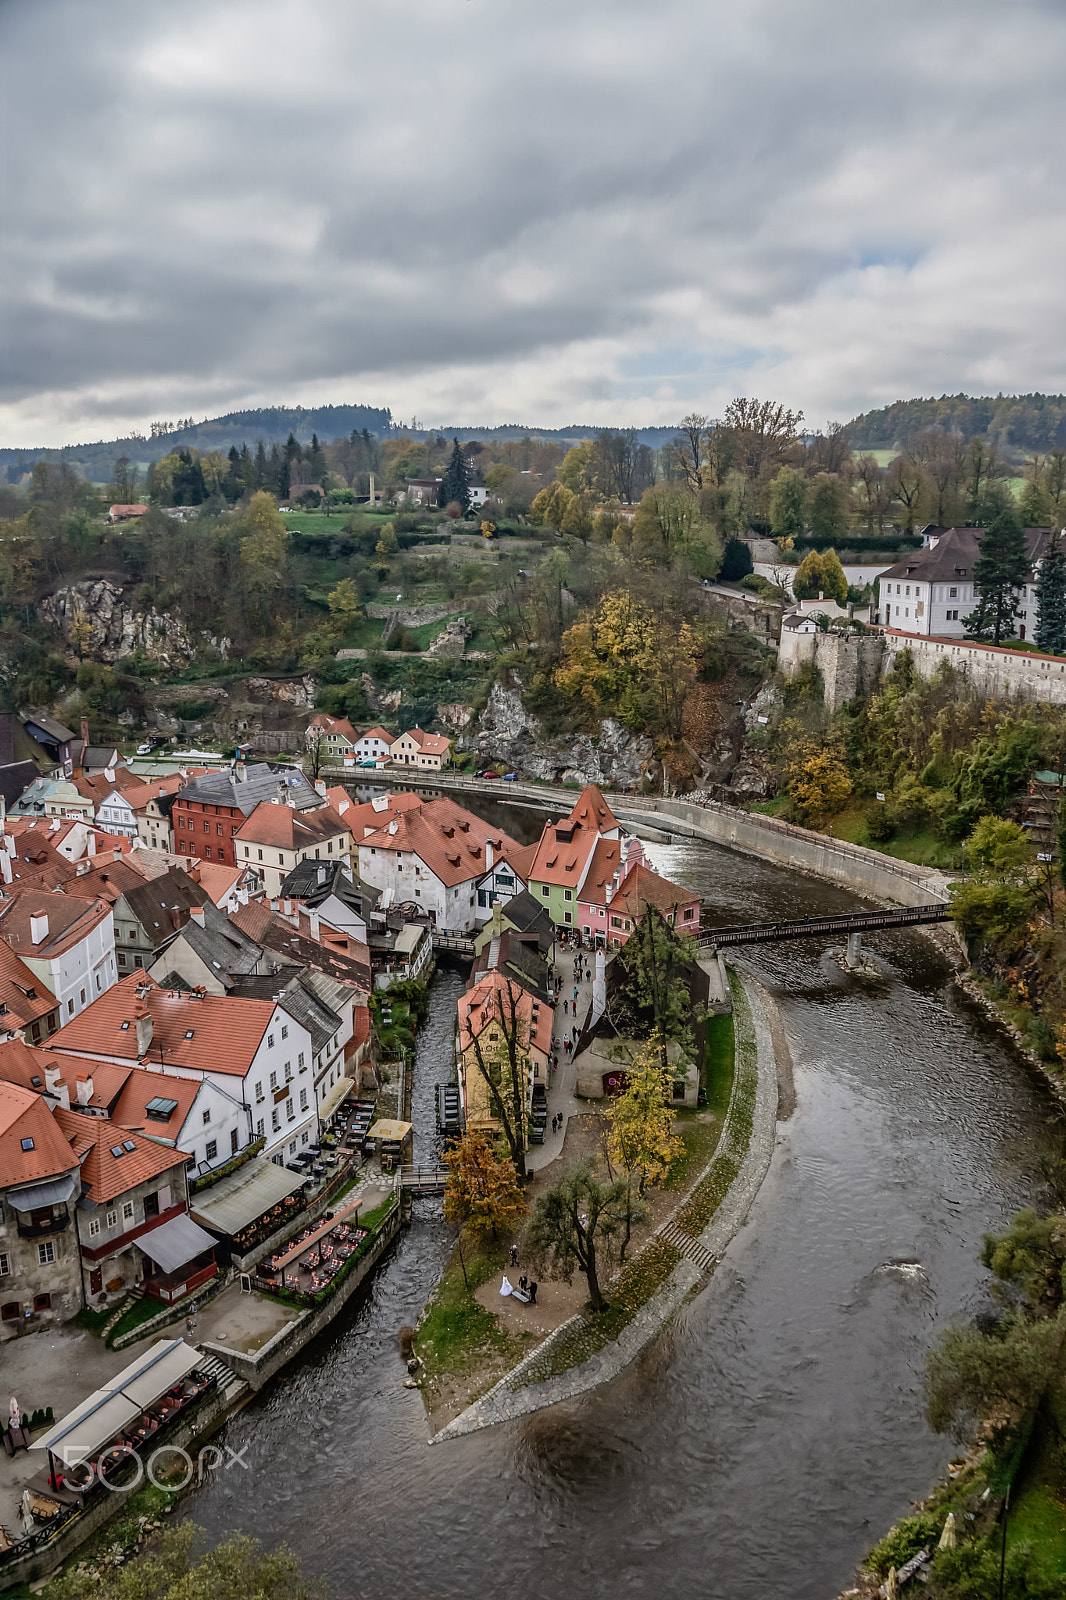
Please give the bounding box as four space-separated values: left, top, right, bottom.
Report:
389 727 452 771
50 972 319 1164
356 796 526 935
349 726 395 766
234 799 352 898
0 884 116 1020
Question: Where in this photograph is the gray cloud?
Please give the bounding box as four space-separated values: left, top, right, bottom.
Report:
2 0 1066 441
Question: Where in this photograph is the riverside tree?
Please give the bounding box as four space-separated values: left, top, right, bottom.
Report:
524 1159 629 1312
1035 536 1066 654
964 507 1031 644
604 1037 682 1260
47 1524 324 1600
443 1131 527 1266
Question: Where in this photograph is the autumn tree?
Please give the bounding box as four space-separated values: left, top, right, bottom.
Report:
631 483 721 575
604 1037 682 1260
375 522 398 559
529 481 574 530
783 735 853 826
524 1159 629 1312
443 1130 527 1246
326 576 363 629
724 397 804 480
791 547 847 604
555 588 700 735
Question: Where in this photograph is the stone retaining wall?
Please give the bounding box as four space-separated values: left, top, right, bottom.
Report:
200 1200 403 1390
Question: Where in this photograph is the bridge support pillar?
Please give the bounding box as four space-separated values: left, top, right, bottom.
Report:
846 931 862 968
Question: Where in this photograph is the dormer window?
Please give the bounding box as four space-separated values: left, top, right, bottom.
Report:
20 1137 34 1152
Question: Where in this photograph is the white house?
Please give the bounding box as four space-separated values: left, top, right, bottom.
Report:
473 842 535 922
350 726 395 766
0 887 117 1020
357 797 524 936
878 526 1053 642
51 974 319 1164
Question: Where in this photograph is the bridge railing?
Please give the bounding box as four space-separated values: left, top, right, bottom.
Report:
395 1165 450 1190
700 903 949 948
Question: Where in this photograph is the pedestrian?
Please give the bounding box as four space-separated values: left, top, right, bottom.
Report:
563 1034 570 1054
573 985 578 1002
510 1243 518 1267
563 999 568 1015
528 1281 538 1305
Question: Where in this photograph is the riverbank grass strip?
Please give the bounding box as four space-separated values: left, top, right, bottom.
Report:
417 1235 537 1412
676 974 757 1237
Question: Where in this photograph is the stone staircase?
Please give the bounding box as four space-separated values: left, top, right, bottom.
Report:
657 1220 717 1275
195 1352 247 1403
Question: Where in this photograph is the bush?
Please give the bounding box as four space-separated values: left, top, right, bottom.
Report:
866 1511 942 1578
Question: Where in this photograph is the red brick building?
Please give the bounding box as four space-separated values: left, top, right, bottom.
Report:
171 764 320 868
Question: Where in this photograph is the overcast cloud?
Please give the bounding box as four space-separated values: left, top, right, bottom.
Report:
2 0 1065 444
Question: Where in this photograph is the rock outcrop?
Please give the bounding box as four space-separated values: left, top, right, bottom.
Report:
39 580 225 668
465 679 654 786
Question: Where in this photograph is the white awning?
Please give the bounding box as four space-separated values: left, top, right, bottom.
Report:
139 1213 216 1275
32 1339 203 1467
7 1173 77 1211
190 1157 305 1237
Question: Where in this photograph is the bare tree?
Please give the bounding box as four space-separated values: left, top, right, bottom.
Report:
466 979 532 1179
724 397 805 479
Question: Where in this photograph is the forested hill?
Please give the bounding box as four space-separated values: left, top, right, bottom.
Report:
846 393 1066 453
0 403 394 484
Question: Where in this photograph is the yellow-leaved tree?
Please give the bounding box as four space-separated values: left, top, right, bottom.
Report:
443 1131 527 1283
784 735 852 827
555 588 700 735
604 1036 684 1259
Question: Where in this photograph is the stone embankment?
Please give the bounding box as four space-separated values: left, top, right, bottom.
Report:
431 972 779 1442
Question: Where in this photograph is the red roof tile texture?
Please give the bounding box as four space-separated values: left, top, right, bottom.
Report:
458 970 554 1058
0 1080 80 1185
52 1106 189 1201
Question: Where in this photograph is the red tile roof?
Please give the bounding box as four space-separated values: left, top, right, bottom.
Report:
0 1080 80 1185
342 790 423 836
528 817 600 888
458 970 554 1059
0 886 112 959
52 972 277 1078
359 726 394 745
567 784 620 834
0 1039 60 1094
73 767 148 803
359 797 522 888
308 714 358 743
234 801 350 852
52 1106 190 1202
0 942 61 1030
110 1065 202 1134
612 862 699 921
576 837 623 908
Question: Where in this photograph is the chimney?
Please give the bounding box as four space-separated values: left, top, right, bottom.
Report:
388 820 398 835
76 1074 94 1106
135 1005 154 1059
492 897 502 936
315 779 326 797
104 765 115 786
44 1067 70 1110
486 841 493 869
235 761 246 780
317 864 327 886
87 832 96 857
189 905 206 927
80 718 89 748
5 835 15 858
336 798 348 816
29 913 49 945
0 853 11 885
238 886 249 905
309 911 321 942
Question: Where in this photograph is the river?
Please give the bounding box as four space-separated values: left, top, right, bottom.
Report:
186 828 1061 1600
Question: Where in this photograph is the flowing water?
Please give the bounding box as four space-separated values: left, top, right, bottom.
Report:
187 829 1062 1600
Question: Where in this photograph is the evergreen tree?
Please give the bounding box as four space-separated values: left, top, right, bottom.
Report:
223 445 242 503
438 438 471 512
964 508 1031 643
253 439 268 490
309 431 326 483
1035 536 1066 654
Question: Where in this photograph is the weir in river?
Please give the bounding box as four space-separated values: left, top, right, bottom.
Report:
186 827 1061 1600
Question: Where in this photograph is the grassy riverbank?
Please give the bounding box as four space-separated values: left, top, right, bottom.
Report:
418 984 759 1425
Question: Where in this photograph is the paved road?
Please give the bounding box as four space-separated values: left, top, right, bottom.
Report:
526 944 595 1173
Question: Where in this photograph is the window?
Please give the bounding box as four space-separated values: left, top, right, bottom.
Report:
20 1136 34 1152
271 1108 280 1132
563 889 572 901
0 1254 9 1277
34 1293 51 1311
244 846 250 858
217 823 223 835
949 585 958 597
230 1128 239 1154
204 820 210 833
37 1241 55 1265
672 1081 686 1100
541 885 549 897
289 1139 297 1154
299 1088 308 1111
88 1218 101 1238
202 1108 211 1124
284 1061 292 1082
267 1033 275 1049
281 1024 288 1040
106 1210 117 1228
122 1200 135 1222
258 849 263 861
205 1139 217 1161
286 1099 295 1122
67 1000 74 1015
301 1131 309 1144
255 1080 264 1103
298 1052 306 1072
2 1302 19 1321
256 1117 265 1138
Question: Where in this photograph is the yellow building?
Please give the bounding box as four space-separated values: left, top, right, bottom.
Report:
457 971 553 1136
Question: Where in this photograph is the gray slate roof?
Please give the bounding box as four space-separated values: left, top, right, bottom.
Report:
178 762 319 817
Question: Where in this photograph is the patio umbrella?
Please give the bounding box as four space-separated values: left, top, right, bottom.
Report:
938 1511 958 1549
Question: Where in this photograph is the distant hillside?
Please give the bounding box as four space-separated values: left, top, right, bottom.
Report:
0 410 680 485
0 402 394 484
846 393 1066 454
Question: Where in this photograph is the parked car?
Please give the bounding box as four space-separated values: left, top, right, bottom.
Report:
136 742 152 756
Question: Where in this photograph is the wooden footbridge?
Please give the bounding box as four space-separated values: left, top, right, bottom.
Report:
699 902 950 958
395 1165 450 1194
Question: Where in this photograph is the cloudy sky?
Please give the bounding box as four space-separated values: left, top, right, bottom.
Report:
3 0 1065 444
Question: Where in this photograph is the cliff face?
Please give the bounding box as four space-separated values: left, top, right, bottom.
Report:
39 580 228 667
463 679 655 786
